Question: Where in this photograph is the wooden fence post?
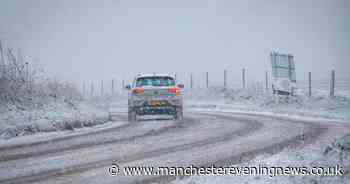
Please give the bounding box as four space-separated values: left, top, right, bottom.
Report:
111 79 114 95
190 73 193 90
242 68 246 89
206 72 209 88
265 71 268 91
101 80 104 96
90 82 94 96
224 70 227 89
308 72 312 97
330 70 335 97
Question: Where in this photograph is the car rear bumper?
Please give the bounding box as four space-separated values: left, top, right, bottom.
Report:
131 97 182 106
129 97 182 116
135 106 177 115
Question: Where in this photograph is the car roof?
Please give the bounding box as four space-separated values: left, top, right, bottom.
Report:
135 74 174 79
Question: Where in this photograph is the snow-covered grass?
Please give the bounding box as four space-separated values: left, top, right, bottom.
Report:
0 96 110 140
185 87 350 121
172 134 350 184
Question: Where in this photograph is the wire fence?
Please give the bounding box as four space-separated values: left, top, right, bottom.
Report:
79 69 350 98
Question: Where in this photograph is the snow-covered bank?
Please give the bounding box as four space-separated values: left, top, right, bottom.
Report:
0 97 110 140
172 134 350 184
185 87 350 121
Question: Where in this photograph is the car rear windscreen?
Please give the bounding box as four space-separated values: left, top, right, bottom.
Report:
136 76 175 87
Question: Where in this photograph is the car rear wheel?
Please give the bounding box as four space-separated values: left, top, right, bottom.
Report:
174 107 183 121
128 109 137 122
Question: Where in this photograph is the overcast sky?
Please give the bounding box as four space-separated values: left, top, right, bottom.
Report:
0 0 349 85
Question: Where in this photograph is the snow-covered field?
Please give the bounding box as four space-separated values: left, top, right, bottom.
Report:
185 87 350 121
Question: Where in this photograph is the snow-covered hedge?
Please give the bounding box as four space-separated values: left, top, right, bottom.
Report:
0 42 110 140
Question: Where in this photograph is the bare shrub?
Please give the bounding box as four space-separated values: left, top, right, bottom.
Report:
0 41 81 106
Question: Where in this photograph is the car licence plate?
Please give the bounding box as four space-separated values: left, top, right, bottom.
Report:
151 100 162 106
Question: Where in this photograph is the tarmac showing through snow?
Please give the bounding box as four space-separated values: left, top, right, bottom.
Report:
0 110 349 184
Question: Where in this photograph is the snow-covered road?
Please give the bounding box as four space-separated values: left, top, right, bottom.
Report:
0 111 349 184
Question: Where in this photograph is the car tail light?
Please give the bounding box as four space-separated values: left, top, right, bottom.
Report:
168 87 181 96
132 88 144 94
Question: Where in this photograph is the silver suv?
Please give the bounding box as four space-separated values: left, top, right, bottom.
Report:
126 74 184 122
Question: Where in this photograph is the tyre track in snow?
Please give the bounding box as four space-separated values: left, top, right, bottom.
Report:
142 119 326 184
32 113 328 183
0 113 262 184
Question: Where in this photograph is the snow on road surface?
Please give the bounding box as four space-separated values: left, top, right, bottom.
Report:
1 110 348 184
